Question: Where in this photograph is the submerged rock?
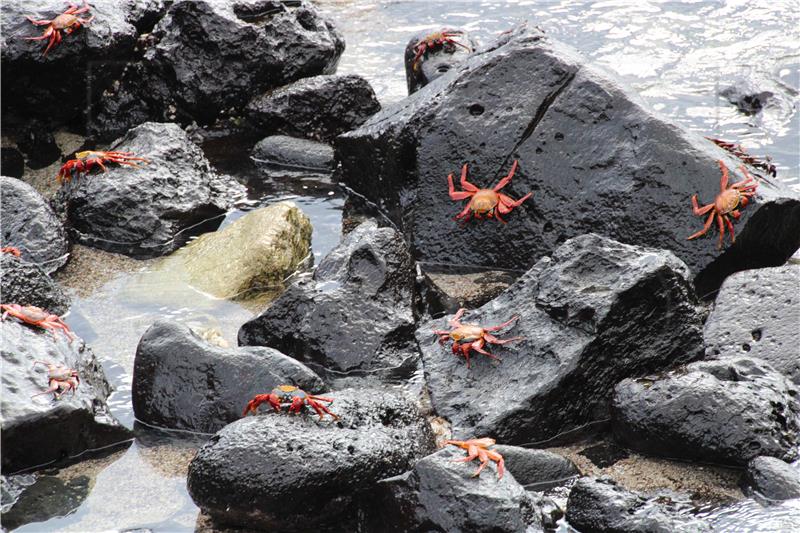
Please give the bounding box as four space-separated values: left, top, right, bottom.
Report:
0 321 130 474
132 320 324 433
54 122 241 258
404 28 477 94
704 265 800 384
187 389 435 531
1 176 69 273
251 135 334 171
418 233 703 443
612 356 800 466
743 456 800 501
337 27 800 295
0 254 70 315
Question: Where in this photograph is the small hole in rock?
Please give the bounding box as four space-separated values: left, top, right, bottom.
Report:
535 147 543 154
543 221 553 232
751 329 762 341
468 104 484 116
554 132 564 141
742 343 751 352
437 65 451 73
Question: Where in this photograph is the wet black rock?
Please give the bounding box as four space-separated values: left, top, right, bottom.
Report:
743 456 800 501
247 74 380 142
0 254 70 315
53 122 241 258
566 477 711 533
251 135 334 171
612 356 800 466
90 0 344 140
361 446 543 533
493 445 580 488
0 321 131 474
718 75 786 116
420 268 516 315
418 233 703 443
1 147 24 178
133 320 325 433
337 27 800 295
239 221 418 381
0 474 91 531
16 120 61 169
404 28 477 94
187 389 435 531
704 265 800 384
1 176 69 273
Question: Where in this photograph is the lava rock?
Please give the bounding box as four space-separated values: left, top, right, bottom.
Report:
420 268 517 315
239 221 418 381
252 135 334 171
493 445 580 488
361 446 543 533
16 120 61 169
1 147 24 178
0 321 131 474
187 388 435 531
612 356 800 466
0 254 70 315
337 27 800 295
743 456 800 501
419 233 703 443
404 28 477 94
132 320 324 433
89 0 344 140
53 122 241 258
566 477 711 533
704 265 800 384
718 74 791 116
1 176 69 273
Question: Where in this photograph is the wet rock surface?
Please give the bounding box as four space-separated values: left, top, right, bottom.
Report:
362 446 543 533
187 388 435 531
53 122 241 258
704 265 800 384
1 147 24 178
0 321 130 474
0 254 70 315
1 176 69 273
743 456 800 501
612 356 800 466
132 320 324 433
337 27 800 294
239 221 418 381
421 268 516 315
252 135 334 171
419 234 703 443
493 445 580 488
404 28 477 94
247 74 380 142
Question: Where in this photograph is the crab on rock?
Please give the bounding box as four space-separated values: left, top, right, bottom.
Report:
1 246 21 257
243 385 339 421
32 361 80 399
411 29 471 71
24 1 93 56
448 160 532 223
446 438 505 479
1 304 75 340
433 308 522 368
688 160 759 249
57 150 150 183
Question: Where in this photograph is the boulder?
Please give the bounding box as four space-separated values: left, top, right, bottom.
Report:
0 321 131 474
1 147 24 178
404 28 477 94
247 74 380 142
187 388 435 531
1 176 69 273
239 221 418 381
132 320 324 433
743 456 800 501
0 254 70 315
336 27 800 295
419 233 703 443
493 445 580 488
420 268 516 315
361 446 543 533
612 356 800 466
704 265 800 384
251 135 334 171
53 122 242 258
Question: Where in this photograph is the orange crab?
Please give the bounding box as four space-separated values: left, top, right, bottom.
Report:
1 246 21 257
448 160 532 223
1 304 75 340
32 361 80 399
447 438 505 479
411 29 471 71
57 150 150 183
688 160 759 249
433 308 522 368
24 1 93 56
243 385 339 421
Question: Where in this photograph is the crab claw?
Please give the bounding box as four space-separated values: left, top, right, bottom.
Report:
242 393 280 416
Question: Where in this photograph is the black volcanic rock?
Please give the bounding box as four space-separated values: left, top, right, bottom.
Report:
251 135 334 171
0 254 70 315
404 28 477 94
743 456 800 501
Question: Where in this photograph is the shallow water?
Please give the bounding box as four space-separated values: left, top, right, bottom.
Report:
5 1 799 531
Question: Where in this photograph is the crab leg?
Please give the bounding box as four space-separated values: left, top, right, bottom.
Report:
448 173 473 200
483 315 519 332
472 448 491 476
498 192 532 209
494 210 506 224
687 210 715 240
724 215 736 244
484 333 522 345
450 308 466 327
471 340 501 361
31 380 61 398
718 160 729 191
454 198 475 220
691 195 714 216
25 17 53 25
716 214 725 249
460 164 479 192
492 160 518 192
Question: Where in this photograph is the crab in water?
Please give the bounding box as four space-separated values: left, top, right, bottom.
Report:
1 246 21 257
32 361 80 399
433 308 522 368
24 1 93 57
411 29 471 71
57 150 150 183
243 385 339 421
688 160 759 249
447 438 505 479
448 160 532 223
1 304 75 340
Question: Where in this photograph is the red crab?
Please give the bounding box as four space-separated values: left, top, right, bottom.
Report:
32 361 80 399
448 160 532 223
57 150 150 183
1 246 21 257
243 385 339 421
1 304 75 340
411 29 471 71
24 1 93 57
688 160 758 249
433 308 522 368
447 438 505 479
